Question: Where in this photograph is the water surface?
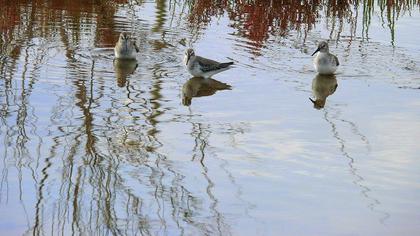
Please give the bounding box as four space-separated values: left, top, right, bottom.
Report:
1 1 420 235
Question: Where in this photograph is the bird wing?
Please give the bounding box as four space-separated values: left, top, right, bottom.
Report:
196 56 233 72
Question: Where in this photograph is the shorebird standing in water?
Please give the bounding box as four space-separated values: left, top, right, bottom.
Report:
312 41 339 75
114 32 139 60
184 49 234 78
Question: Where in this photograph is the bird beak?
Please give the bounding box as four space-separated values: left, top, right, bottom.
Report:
309 97 316 104
311 48 320 56
186 52 192 65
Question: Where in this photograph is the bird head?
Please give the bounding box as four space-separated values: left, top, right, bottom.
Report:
118 32 130 43
184 48 195 65
312 41 329 56
309 97 326 109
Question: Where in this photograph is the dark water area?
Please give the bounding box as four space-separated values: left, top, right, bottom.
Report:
1 0 420 235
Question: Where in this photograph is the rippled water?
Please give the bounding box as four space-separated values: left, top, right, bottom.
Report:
1 1 420 235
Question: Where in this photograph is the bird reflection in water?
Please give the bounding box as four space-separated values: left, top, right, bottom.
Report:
182 77 231 106
309 74 338 109
113 59 138 87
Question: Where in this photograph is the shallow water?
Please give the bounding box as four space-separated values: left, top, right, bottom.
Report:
1 1 420 235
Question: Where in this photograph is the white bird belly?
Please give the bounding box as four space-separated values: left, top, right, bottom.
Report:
314 53 337 75
115 46 136 59
187 63 203 77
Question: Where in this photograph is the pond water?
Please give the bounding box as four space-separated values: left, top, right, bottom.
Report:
1 1 420 235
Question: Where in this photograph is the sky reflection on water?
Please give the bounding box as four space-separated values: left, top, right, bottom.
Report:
1 0 420 235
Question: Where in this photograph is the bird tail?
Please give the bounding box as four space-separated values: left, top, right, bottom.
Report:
219 62 234 68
